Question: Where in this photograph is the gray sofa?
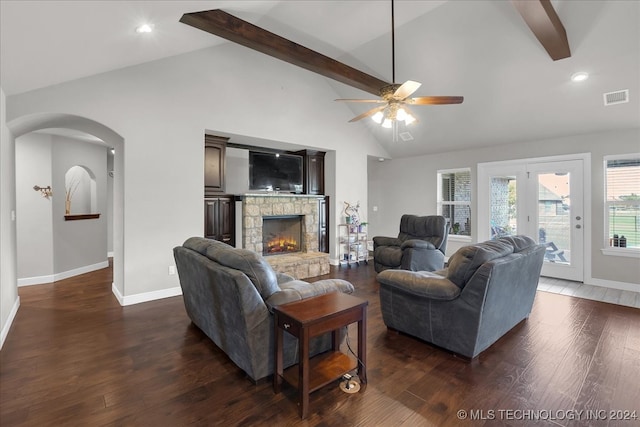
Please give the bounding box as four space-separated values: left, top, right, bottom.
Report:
173 237 354 382
377 235 545 358
373 214 448 273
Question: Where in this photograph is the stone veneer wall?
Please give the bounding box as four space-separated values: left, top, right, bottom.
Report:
242 194 328 279
242 194 322 254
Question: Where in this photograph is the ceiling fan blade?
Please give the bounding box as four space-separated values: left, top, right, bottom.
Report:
393 80 422 100
349 106 386 122
408 96 464 105
335 99 386 103
180 9 390 96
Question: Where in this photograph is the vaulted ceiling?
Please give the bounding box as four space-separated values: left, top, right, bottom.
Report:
1 0 638 158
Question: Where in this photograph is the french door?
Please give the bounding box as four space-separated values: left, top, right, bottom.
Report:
478 158 585 282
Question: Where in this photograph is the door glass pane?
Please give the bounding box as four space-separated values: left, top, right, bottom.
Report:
538 172 571 265
490 176 517 239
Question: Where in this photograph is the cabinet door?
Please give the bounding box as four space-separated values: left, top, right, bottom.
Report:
204 135 227 196
307 154 324 195
204 197 235 245
204 199 219 240
318 196 329 253
219 197 235 246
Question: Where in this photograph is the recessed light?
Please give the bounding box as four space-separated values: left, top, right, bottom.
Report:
571 72 589 82
135 24 154 34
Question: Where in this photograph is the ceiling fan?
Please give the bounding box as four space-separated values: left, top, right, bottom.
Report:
335 0 463 127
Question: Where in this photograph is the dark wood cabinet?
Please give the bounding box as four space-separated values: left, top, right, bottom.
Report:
318 196 329 253
294 150 325 195
205 196 235 246
306 152 325 195
205 135 228 196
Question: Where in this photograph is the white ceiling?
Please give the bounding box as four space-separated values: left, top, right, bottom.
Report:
1 0 638 158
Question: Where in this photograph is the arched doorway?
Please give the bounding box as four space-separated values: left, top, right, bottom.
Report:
7 113 125 301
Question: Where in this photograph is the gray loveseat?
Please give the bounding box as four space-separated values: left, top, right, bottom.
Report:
173 237 354 382
377 235 545 358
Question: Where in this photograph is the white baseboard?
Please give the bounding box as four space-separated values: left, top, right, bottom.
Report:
107 251 114 258
1 296 20 350
586 277 640 292
112 282 182 306
18 274 55 287
18 261 109 287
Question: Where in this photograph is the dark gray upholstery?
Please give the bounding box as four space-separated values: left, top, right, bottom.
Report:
373 214 449 273
174 237 354 381
377 235 545 358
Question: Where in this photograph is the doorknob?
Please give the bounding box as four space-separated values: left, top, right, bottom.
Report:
576 224 582 229
576 216 582 220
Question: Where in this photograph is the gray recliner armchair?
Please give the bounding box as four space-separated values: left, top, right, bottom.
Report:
373 214 448 273
377 235 545 358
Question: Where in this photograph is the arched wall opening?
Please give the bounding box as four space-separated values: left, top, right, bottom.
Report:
7 113 125 301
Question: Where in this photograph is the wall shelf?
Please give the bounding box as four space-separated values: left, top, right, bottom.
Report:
64 214 100 221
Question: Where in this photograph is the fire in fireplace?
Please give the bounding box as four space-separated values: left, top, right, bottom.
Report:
262 215 303 255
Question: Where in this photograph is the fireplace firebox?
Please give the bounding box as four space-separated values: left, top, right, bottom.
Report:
262 215 303 255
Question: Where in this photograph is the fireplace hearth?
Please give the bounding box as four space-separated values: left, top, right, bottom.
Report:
262 215 303 256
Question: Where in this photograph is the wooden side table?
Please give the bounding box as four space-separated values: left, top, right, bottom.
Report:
273 292 368 419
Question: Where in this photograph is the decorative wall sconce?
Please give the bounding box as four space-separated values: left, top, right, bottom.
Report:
33 185 53 199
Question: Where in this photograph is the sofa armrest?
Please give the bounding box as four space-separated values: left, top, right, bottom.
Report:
276 272 296 285
265 279 354 312
377 270 460 301
401 239 436 250
374 236 402 248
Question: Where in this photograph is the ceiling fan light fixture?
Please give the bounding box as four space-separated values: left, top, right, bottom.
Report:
382 119 393 128
396 108 407 121
371 111 384 124
404 113 416 125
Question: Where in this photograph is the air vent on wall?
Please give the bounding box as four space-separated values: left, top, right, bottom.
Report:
399 132 414 142
603 89 629 106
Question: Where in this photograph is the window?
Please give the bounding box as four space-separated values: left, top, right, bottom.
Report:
605 155 640 250
438 169 471 237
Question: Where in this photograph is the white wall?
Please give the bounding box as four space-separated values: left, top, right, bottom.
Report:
6 43 389 298
224 147 249 195
368 128 640 287
1 86 19 349
51 136 108 275
15 133 54 280
15 134 108 283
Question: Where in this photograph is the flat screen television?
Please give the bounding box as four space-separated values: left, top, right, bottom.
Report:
249 151 303 193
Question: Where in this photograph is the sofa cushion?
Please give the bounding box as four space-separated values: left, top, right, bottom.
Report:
397 215 447 248
374 246 403 267
265 279 354 312
446 240 514 288
205 245 279 300
377 270 460 300
183 236 230 255
497 235 535 252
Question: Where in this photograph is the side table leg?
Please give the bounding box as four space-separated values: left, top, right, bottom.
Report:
274 315 283 393
358 308 367 384
299 329 310 418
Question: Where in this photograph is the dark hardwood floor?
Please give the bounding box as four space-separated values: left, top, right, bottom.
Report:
1 261 639 426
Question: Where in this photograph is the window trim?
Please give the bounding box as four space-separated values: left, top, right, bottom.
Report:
603 153 640 255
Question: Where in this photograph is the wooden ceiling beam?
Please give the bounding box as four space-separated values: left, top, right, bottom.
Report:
511 0 571 61
180 9 390 96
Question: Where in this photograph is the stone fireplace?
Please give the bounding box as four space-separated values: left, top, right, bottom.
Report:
242 194 329 279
